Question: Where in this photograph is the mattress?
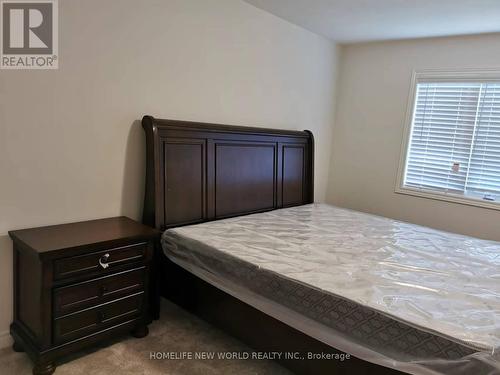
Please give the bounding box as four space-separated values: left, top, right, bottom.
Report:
162 203 500 374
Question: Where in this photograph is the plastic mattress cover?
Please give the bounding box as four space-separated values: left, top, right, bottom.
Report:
162 203 500 374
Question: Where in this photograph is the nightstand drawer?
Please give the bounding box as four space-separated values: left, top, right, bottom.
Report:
53 293 143 345
54 242 147 280
53 267 146 317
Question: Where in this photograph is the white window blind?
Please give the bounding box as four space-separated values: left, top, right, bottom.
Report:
403 81 500 203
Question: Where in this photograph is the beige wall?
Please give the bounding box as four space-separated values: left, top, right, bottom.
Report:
0 0 338 347
327 33 500 241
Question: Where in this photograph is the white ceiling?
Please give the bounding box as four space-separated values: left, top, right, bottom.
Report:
244 0 500 43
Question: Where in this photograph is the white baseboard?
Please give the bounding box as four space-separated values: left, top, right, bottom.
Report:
0 330 12 349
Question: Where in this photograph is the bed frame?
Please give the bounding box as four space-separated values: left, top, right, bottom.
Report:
141 116 402 375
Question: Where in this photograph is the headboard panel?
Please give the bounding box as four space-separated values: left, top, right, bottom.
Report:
142 116 314 230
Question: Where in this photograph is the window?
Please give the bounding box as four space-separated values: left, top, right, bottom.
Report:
397 70 500 210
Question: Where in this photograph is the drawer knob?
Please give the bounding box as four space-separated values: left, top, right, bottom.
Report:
99 253 110 269
99 311 106 322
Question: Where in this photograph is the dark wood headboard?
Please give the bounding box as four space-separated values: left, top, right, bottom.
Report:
142 116 314 230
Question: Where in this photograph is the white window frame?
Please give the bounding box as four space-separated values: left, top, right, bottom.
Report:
395 68 500 211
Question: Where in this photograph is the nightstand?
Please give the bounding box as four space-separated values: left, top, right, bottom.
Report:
8 217 159 375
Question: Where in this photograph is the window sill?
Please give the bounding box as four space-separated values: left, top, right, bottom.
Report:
395 186 500 211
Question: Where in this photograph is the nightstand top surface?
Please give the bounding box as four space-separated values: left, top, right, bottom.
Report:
9 216 159 253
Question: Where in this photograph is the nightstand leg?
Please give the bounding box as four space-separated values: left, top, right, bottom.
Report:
131 324 149 338
12 340 24 352
33 361 56 375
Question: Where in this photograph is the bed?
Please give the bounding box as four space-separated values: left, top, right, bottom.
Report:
142 116 500 375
